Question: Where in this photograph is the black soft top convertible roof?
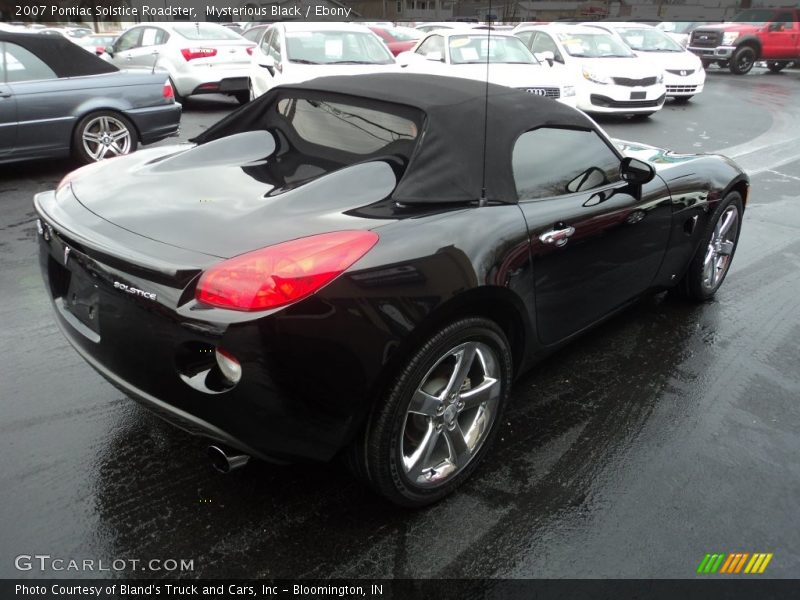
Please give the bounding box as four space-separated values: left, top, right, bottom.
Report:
0 31 118 78
193 73 595 204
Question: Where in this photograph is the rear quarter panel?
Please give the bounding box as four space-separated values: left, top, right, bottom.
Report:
12 72 169 159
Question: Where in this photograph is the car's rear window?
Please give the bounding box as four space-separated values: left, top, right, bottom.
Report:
238 93 423 194
173 23 242 41
276 97 419 155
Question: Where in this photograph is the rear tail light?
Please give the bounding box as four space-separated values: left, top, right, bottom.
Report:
181 47 218 61
246 46 254 56
195 231 379 311
162 79 175 101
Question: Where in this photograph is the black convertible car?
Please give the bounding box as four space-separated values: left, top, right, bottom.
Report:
35 74 747 506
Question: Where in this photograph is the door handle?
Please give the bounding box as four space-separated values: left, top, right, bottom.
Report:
539 226 575 247
125 55 133 61
0 91 11 99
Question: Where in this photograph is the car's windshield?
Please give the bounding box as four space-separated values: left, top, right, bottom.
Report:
173 23 243 40
285 30 395 65
731 9 776 25
448 34 537 64
557 32 634 57
617 27 683 52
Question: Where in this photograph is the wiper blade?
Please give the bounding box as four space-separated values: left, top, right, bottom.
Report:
291 59 321 65
326 60 379 64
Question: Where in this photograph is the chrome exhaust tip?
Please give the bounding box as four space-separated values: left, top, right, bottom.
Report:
208 445 250 473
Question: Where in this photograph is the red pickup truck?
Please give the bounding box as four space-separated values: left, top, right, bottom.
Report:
688 7 800 74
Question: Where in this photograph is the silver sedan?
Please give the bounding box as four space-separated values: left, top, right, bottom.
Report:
105 22 254 105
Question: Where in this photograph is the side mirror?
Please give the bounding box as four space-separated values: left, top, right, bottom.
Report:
425 51 444 62
535 50 555 66
104 45 115 57
620 157 655 185
396 50 418 67
259 55 275 69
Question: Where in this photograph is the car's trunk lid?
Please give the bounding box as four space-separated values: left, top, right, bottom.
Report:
69 133 398 259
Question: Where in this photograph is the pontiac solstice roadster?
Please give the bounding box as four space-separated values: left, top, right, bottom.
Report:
35 74 747 506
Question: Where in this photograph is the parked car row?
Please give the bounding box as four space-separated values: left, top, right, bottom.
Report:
2 16 786 169
242 21 708 118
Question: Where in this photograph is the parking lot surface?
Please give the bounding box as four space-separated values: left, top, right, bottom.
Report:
1 68 799 578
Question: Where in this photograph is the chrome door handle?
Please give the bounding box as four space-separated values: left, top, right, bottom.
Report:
539 226 575 247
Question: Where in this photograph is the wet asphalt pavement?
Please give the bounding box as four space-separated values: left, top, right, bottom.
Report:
1 67 799 580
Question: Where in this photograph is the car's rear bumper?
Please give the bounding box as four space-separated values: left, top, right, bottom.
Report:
126 103 182 145
54 313 280 462
173 66 251 97
34 191 381 464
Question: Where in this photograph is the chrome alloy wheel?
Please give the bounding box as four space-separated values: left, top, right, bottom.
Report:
401 341 501 487
702 204 739 291
81 115 133 161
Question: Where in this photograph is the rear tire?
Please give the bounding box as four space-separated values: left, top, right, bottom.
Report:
729 46 756 74
631 112 655 120
675 191 744 302
234 90 250 105
673 96 693 104
348 317 512 507
72 110 138 164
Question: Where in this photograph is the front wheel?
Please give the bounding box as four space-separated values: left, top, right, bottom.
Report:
729 46 756 74
767 61 787 73
673 95 693 104
72 111 138 164
349 317 512 507
676 191 744 301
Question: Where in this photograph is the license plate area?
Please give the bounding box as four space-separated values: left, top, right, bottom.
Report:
630 91 646 100
48 252 101 341
64 269 101 337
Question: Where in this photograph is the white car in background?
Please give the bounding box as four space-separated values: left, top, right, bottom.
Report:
106 22 254 105
248 22 398 100
585 22 705 103
515 24 667 117
397 31 578 107
657 22 709 48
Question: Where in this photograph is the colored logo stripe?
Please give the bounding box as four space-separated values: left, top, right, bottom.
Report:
698 552 773 574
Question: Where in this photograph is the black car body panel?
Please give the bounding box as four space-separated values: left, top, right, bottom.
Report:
35 74 748 463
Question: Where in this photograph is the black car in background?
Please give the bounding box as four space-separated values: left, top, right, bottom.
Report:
35 74 747 506
0 31 181 165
